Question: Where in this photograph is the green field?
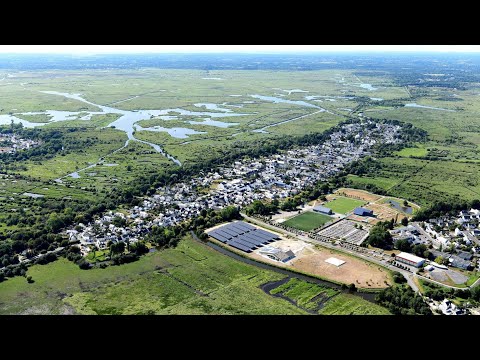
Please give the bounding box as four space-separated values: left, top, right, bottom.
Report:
269 278 389 315
86 250 110 263
0 236 305 315
270 278 338 311
283 211 332 231
324 197 367 214
319 293 391 315
353 156 480 206
0 235 391 315
346 175 400 191
395 146 429 158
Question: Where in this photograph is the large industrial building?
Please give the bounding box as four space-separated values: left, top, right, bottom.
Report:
395 252 425 268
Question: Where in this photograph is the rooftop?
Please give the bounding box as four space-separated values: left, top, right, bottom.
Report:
396 252 425 263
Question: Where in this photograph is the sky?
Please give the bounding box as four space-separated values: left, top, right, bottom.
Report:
0 45 479 54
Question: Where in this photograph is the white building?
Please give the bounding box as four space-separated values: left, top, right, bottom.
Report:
395 252 425 268
259 246 295 262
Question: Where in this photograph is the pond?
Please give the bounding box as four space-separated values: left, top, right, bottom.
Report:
135 125 206 139
250 94 322 109
282 89 309 95
404 103 455 112
187 119 239 128
386 199 413 214
359 83 378 91
193 103 232 112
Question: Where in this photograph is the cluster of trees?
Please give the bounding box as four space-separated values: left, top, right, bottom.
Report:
365 220 394 249
245 183 332 217
0 262 28 281
413 199 480 221
245 200 279 216
423 281 480 303
146 225 183 249
0 197 111 264
375 285 432 315
392 272 407 284
394 239 430 258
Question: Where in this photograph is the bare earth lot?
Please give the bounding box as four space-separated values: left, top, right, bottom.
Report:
335 188 382 202
251 238 391 289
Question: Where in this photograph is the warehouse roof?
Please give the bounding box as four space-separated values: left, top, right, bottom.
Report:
396 252 424 263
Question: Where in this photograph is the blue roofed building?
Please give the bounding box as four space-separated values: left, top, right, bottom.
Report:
354 207 373 216
313 205 333 215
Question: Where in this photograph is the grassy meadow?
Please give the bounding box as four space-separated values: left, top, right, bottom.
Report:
0 236 389 315
283 211 332 231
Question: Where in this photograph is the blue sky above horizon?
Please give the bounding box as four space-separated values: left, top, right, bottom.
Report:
0 45 479 54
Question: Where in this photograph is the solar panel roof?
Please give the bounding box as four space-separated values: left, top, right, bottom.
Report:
240 233 265 246
211 234 229 243
250 232 273 241
233 238 256 249
255 229 278 240
228 225 247 234
233 222 255 230
209 221 279 252
228 241 252 252
235 235 258 247
216 230 233 239
220 227 240 237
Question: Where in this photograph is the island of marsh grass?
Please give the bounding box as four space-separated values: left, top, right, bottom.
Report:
44 113 121 129
319 293 391 315
268 278 389 314
283 211 332 231
270 278 338 311
13 113 53 123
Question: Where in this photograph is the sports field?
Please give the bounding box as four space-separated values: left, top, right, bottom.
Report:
283 211 332 231
323 196 366 214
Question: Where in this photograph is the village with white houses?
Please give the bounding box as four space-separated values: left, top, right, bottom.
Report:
66 120 402 253
0 132 39 154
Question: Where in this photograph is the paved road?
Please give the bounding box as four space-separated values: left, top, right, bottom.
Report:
241 213 419 292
